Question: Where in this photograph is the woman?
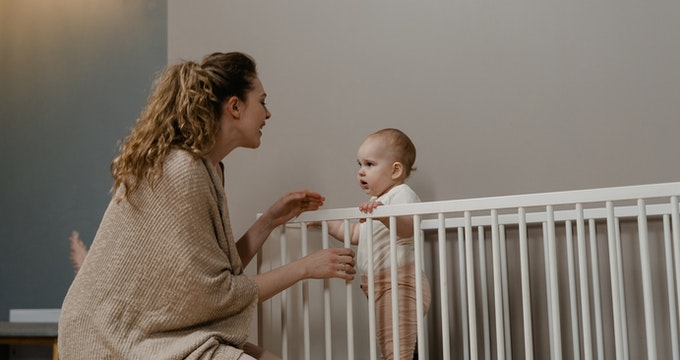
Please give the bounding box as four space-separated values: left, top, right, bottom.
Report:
58 52 355 360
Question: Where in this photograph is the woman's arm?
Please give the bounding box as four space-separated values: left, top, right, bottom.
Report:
237 190 325 267
253 246 355 302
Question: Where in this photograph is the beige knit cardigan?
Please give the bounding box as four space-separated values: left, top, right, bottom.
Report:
58 149 258 359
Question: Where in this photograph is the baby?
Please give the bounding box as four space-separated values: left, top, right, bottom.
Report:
323 128 431 360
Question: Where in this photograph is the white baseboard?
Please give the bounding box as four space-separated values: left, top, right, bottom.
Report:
8 309 61 323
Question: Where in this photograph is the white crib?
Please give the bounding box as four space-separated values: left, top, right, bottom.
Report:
255 182 680 360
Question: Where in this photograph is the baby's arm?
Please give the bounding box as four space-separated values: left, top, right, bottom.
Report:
359 200 414 238
308 220 360 245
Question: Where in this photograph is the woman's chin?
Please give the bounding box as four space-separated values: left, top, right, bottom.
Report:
245 138 261 149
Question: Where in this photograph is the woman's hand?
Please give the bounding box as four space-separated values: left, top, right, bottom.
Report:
265 190 325 228
301 247 356 281
238 190 324 267
253 246 356 302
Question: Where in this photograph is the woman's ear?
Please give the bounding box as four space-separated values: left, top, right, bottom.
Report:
391 162 404 180
225 96 240 118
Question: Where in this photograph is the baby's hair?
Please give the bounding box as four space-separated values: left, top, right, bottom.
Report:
371 128 417 179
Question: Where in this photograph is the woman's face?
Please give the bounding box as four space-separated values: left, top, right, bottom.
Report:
209 77 271 164
238 77 271 149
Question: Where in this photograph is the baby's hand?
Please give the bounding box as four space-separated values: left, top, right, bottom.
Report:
306 221 322 227
358 200 384 223
360 200 384 213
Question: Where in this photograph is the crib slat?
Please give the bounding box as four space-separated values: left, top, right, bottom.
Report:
565 221 580 360
637 200 658 360
543 222 555 359
663 215 679 360
301 224 311 360
457 227 470 360
491 210 506 360
366 220 378 360
343 219 354 360
500 225 512 360
672 196 680 337
413 215 426 360
606 202 624 359
464 212 479 360
437 214 450 360
518 208 534 360
322 221 332 359
478 226 491 360
389 216 401 359
575 204 593 360
589 219 605 360
280 227 288 360
547 206 563 360
614 218 629 360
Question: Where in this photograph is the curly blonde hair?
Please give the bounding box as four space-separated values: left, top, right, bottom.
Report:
110 52 257 200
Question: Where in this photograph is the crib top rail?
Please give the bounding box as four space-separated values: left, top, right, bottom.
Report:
291 181 680 223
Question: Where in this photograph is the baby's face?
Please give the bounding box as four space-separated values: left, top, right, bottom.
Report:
356 136 398 197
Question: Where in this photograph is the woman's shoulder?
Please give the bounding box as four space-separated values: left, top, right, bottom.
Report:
162 149 212 187
166 148 200 165
164 148 206 173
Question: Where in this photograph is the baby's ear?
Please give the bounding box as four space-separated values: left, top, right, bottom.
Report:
391 162 404 180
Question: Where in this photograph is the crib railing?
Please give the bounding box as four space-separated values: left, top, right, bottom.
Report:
256 182 680 360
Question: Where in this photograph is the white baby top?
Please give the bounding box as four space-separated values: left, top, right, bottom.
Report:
356 183 421 273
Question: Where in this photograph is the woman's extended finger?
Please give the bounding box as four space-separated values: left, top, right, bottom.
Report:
297 191 325 212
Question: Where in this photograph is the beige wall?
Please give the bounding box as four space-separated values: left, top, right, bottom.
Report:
168 0 679 239
167 1 679 356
